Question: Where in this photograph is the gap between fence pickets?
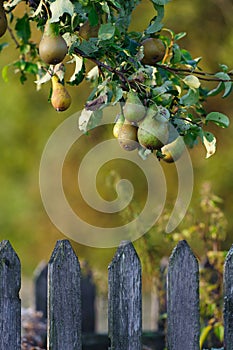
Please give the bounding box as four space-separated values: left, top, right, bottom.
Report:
0 238 233 350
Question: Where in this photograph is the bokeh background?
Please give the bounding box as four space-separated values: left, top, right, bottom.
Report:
0 0 233 318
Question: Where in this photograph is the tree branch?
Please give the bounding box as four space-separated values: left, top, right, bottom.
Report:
7 25 20 49
156 63 233 82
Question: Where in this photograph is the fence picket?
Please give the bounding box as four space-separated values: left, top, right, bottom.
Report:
47 239 82 350
224 244 233 349
167 240 200 350
108 240 142 350
0 240 21 350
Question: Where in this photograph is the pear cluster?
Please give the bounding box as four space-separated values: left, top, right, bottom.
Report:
113 91 185 163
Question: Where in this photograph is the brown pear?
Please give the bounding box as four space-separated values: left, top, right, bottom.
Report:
118 122 138 151
39 21 68 65
141 38 166 66
51 75 71 112
0 2 7 38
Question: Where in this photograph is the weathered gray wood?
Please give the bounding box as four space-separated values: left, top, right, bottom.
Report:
0 240 21 350
81 263 96 333
108 240 142 350
167 240 200 350
47 239 82 350
34 261 48 319
224 244 233 349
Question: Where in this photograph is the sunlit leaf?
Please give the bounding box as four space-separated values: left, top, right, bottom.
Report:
203 131 216 158
98 23 115 40
79 108 103 133
68 56 85 86
180 88 199 106
183 75 201 89
50 0 74 23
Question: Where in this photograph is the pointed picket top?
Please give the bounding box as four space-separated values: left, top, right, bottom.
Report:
224 244 233 349
48 239 82 350
108 240 142 350
167 240 200 350
0 240 21 349
109 240 140 267
0 240 21 296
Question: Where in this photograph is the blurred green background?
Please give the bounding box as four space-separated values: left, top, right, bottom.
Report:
0 0 233 282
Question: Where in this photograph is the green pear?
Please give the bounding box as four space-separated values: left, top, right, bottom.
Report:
137 106 169 150
113 113 125 138
118 121 138 151
39 21 68 65
161 134 185 163
123 91 146 123
0 1 7 38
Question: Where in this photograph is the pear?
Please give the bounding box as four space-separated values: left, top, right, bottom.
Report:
161 135 185 163
39 21 68 65
79 20 99 40
137 106 169 150
0 1 7 38
51 75 71 112
113 113 125 138
118 121 138 151
123 91 146 123
141 38 166 66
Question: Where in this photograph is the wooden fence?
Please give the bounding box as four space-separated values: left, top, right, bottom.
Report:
0 238 232 349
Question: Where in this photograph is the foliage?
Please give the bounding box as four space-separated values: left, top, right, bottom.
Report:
132 182 227 347
0 0 232 160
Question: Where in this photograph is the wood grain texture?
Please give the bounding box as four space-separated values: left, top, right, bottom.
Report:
108 240 142 350
47 239 81 350
167 240 200 350
0 240 21 350
224 244 233 349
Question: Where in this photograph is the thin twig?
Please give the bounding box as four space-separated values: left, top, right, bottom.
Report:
7 25 20 48
156 63 233 82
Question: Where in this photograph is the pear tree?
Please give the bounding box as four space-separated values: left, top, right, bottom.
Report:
0 0 232 162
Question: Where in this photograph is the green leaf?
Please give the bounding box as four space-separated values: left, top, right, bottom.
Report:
88 6 99 26
2 65 9 82
180 88 199 106
207 82 224 97
15 14 31 43
50 0 74 23
171 43 182 64
223 81 232 98
205 112 230 128
145 4 164 34
0 43 8 53
152 0 170 4
98 23 115 40
174 32 186 41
